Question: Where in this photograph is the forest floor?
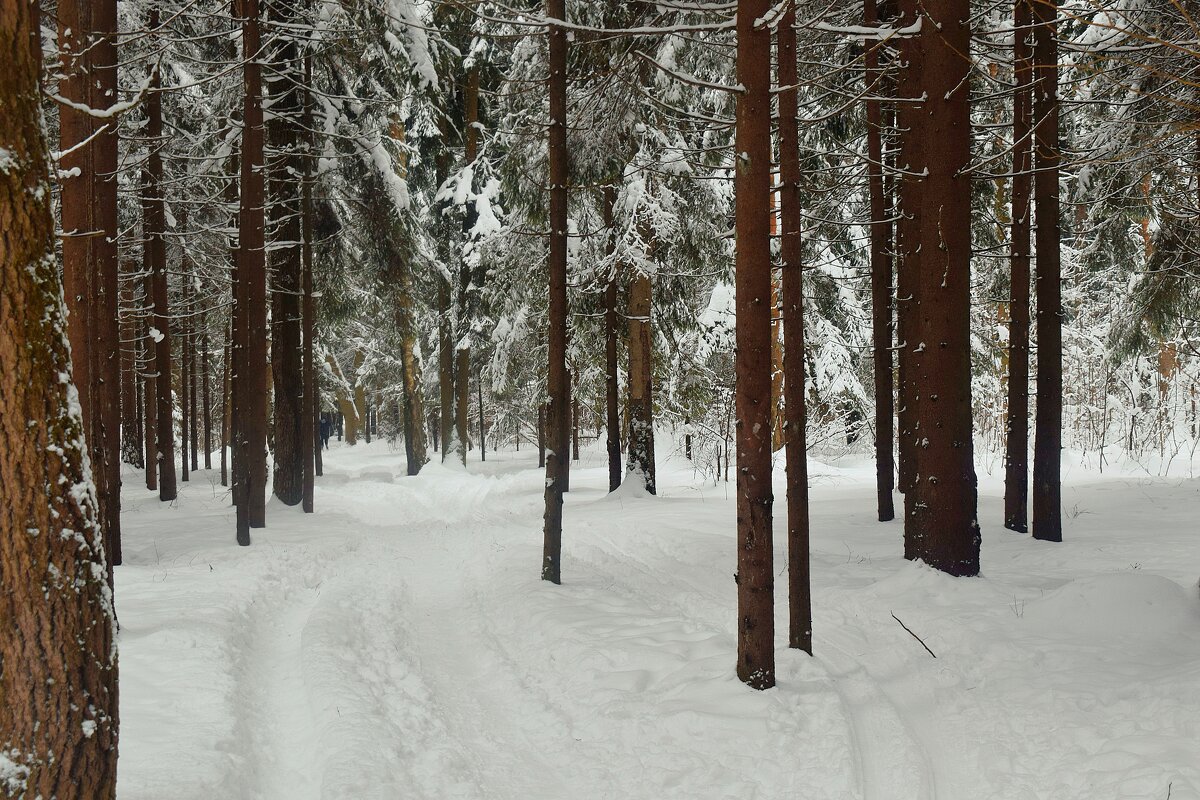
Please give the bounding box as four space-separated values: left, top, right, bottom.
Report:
115 438 1200 800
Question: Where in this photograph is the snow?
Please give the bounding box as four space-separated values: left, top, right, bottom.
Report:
115 442 1200 799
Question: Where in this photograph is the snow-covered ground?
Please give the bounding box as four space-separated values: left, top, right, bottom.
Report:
115 439 1200 800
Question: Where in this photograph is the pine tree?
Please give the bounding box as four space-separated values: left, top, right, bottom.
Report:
0 1 118 793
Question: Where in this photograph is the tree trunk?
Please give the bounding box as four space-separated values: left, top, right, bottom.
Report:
479 375 487 463
0 5 119 791
542 0 569 584
901 0 980 576
456 65 481 468
626 271 656 494
180 271 191 483
1005 0 1033 533
778 0 812 655
59 0 122 566
268 0 305 506
865 0 895 523
538 403 546 468
221 328 230 487
602 186 622 492
201 299 212 470
236 0 268 542
302 54 316 511
1031 0 1062 543
734 0 775 690
895 0 922 501
144 18 178 502
121 281 144 468
143 311 158 492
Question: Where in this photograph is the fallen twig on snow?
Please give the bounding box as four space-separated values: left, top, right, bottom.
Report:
891 613 937 658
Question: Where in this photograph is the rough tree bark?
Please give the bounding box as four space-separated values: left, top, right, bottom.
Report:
895 0 923 502
236 0 268 542
778 0 812 655
1031 0 1062 542
542 0 569 584
456 65 481 467
734 0 775 690
602 185 622 492
901 0 981 576
268 0 305 506
626 269 656 494
1005 0 1033 533
59 0 122 566
144 17 178 502
0 3 119 792
302 53 316 512
865 0 895 522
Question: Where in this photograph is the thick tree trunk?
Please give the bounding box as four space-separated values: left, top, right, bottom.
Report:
1031 0 1062 542
901 0 980 576
734 0 775 690
221 328 230 487
1005 0 1033 533
626 271 656 494
236 0 268 541
144 22 178 502
602 186 622 492
302 54 316 511
895 0 922 501
268 0 304 506
542 0 569 584
59 0 122 565
865 0 895 523
0 6 119 792
456 66 481 468
778 0 812 655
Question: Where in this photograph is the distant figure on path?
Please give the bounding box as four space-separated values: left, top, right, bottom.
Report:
320 414 332 449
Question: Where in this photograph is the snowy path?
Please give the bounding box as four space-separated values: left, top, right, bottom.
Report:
115 443 1200 800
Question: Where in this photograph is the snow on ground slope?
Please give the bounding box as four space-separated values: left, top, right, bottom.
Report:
115 441 1200 800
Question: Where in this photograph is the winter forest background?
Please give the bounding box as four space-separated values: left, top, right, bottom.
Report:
2 0 1199 798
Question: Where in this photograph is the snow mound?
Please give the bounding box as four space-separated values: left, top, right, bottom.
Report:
1022 572 1198 644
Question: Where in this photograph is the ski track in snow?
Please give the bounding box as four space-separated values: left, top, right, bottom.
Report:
114 444 1200 800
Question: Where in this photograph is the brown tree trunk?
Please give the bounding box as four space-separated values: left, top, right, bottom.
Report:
542 0 568 584
901 0 980 576
144 20 178 502
538 402 546 468
866 0 895 523
143 312 158 492
456 65 481 468
180 271 191 483
734 0 775 690
201 299 212 470
221 327 230 487
59 0 122 566
602 186 622 492
895 0 923 502
189 294 199 473
1005 0 1033 533
268 0 304 506
778 0 812 656
302 54 316 511
121 281 144 468
0 4 119 791
626 271 656 494
479 375 487 462
236 0 268 542
1031 0 1062 542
